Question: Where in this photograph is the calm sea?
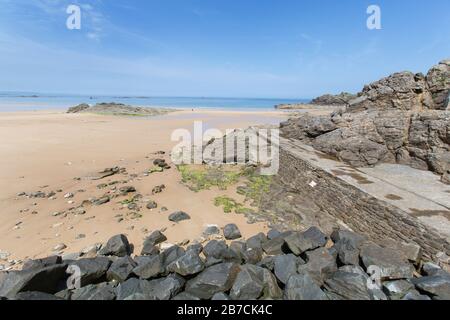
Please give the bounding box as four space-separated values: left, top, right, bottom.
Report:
0 92 309 112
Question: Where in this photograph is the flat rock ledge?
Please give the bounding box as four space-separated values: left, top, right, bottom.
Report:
1 227 450 300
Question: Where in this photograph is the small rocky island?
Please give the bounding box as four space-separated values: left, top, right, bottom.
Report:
67 102 176 116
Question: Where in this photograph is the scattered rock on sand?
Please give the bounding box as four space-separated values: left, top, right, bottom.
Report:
223 224 242 240
168 211 191 222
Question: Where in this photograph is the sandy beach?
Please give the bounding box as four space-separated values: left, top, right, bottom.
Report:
0 109 289 266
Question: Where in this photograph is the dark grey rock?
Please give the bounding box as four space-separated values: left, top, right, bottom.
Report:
284 227 327 255
360 243 415 279
187 243 203 255
223 224 242 240
242 247 263 265
98 234 132 257
141 231 167 255
203 225 220 236
422 262 448 277
172 291 202 300
211 292 231 300
402 289 432 300
22 256 62 271
106 256 136 282
267 229 282 240
15 292 63 300
274 254 301 285
262 237 285 255
69 257 112 287
331 229 366 265
324 271 372 300
284 273 328 300
230 264 265 300
161 245 186 270
382 280 414 300
167 250 205 276
0 264 68 298
133 255 164 279
412 275 450 300
258 256 275 271
71 283 116 300
298 247 337 285
246 233 267 250
145 274 185 300
115 278 152 300
185 263 241 299
168 211 191 222
203 240 228 260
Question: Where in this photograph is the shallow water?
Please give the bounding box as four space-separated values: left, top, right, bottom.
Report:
0 93 309 112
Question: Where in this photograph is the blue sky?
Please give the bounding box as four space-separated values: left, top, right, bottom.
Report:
0 0 449 98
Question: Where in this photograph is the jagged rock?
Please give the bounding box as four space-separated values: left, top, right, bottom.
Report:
203 225 220 237
284 273 328 300
98 234 132 257
172 292 202 300
426 59 450 110
402 289 432 300
67 104 90 113
274 254 302 285
360 243 415 279
133 255 164 279
203 240 227 257
15 292 63 300
261 237 285 255
331 229 367 266
168 211 191 222
211 292 231 300
412 275 450 300
379 239 422 264
141 231 167 255
167 250 205 276
68 257 112 287
145 274 185 300
230 264 265 300
382 280 415 300
267 229 282 240
0 264 68 298
246 233 267 250
187 244 203 255
71 283 116 300
115 278 151 300
311 92 356 106
284 227 327 255
298 247 338 285
161 246 186 269
223 224 242 240
242 247 263 265
22 256 62 271
185 263 241 299
324 271 372 300
106 256 136 282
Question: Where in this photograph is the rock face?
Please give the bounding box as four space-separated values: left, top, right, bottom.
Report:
311 92 357 106
2 228 450 300
66 103 175 116
281 59 450 183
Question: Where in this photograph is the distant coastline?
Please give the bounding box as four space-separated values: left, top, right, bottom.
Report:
0 92 310 112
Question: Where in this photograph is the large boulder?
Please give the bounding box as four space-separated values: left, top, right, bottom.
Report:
71 283 116 300
68 257 112 287
167 250 205 276
310 92 356 106
0 264 68 298
360 243 415 280
185 263 241 299
106 256 136 282
324 270 372 300
98 234 132 257
284 273 328 300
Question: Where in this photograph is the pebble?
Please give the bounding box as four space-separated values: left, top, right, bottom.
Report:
53 243 67 251
64 193 74 199
76 234 86 240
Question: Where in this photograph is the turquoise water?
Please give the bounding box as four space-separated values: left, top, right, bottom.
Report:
0 92 309 111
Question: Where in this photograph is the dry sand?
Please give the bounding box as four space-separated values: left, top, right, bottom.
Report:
0 109 289 266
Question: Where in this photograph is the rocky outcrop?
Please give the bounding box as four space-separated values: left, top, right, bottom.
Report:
1 229 449 300
67 103 176 116
281 59 450 183
311 92 357 106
